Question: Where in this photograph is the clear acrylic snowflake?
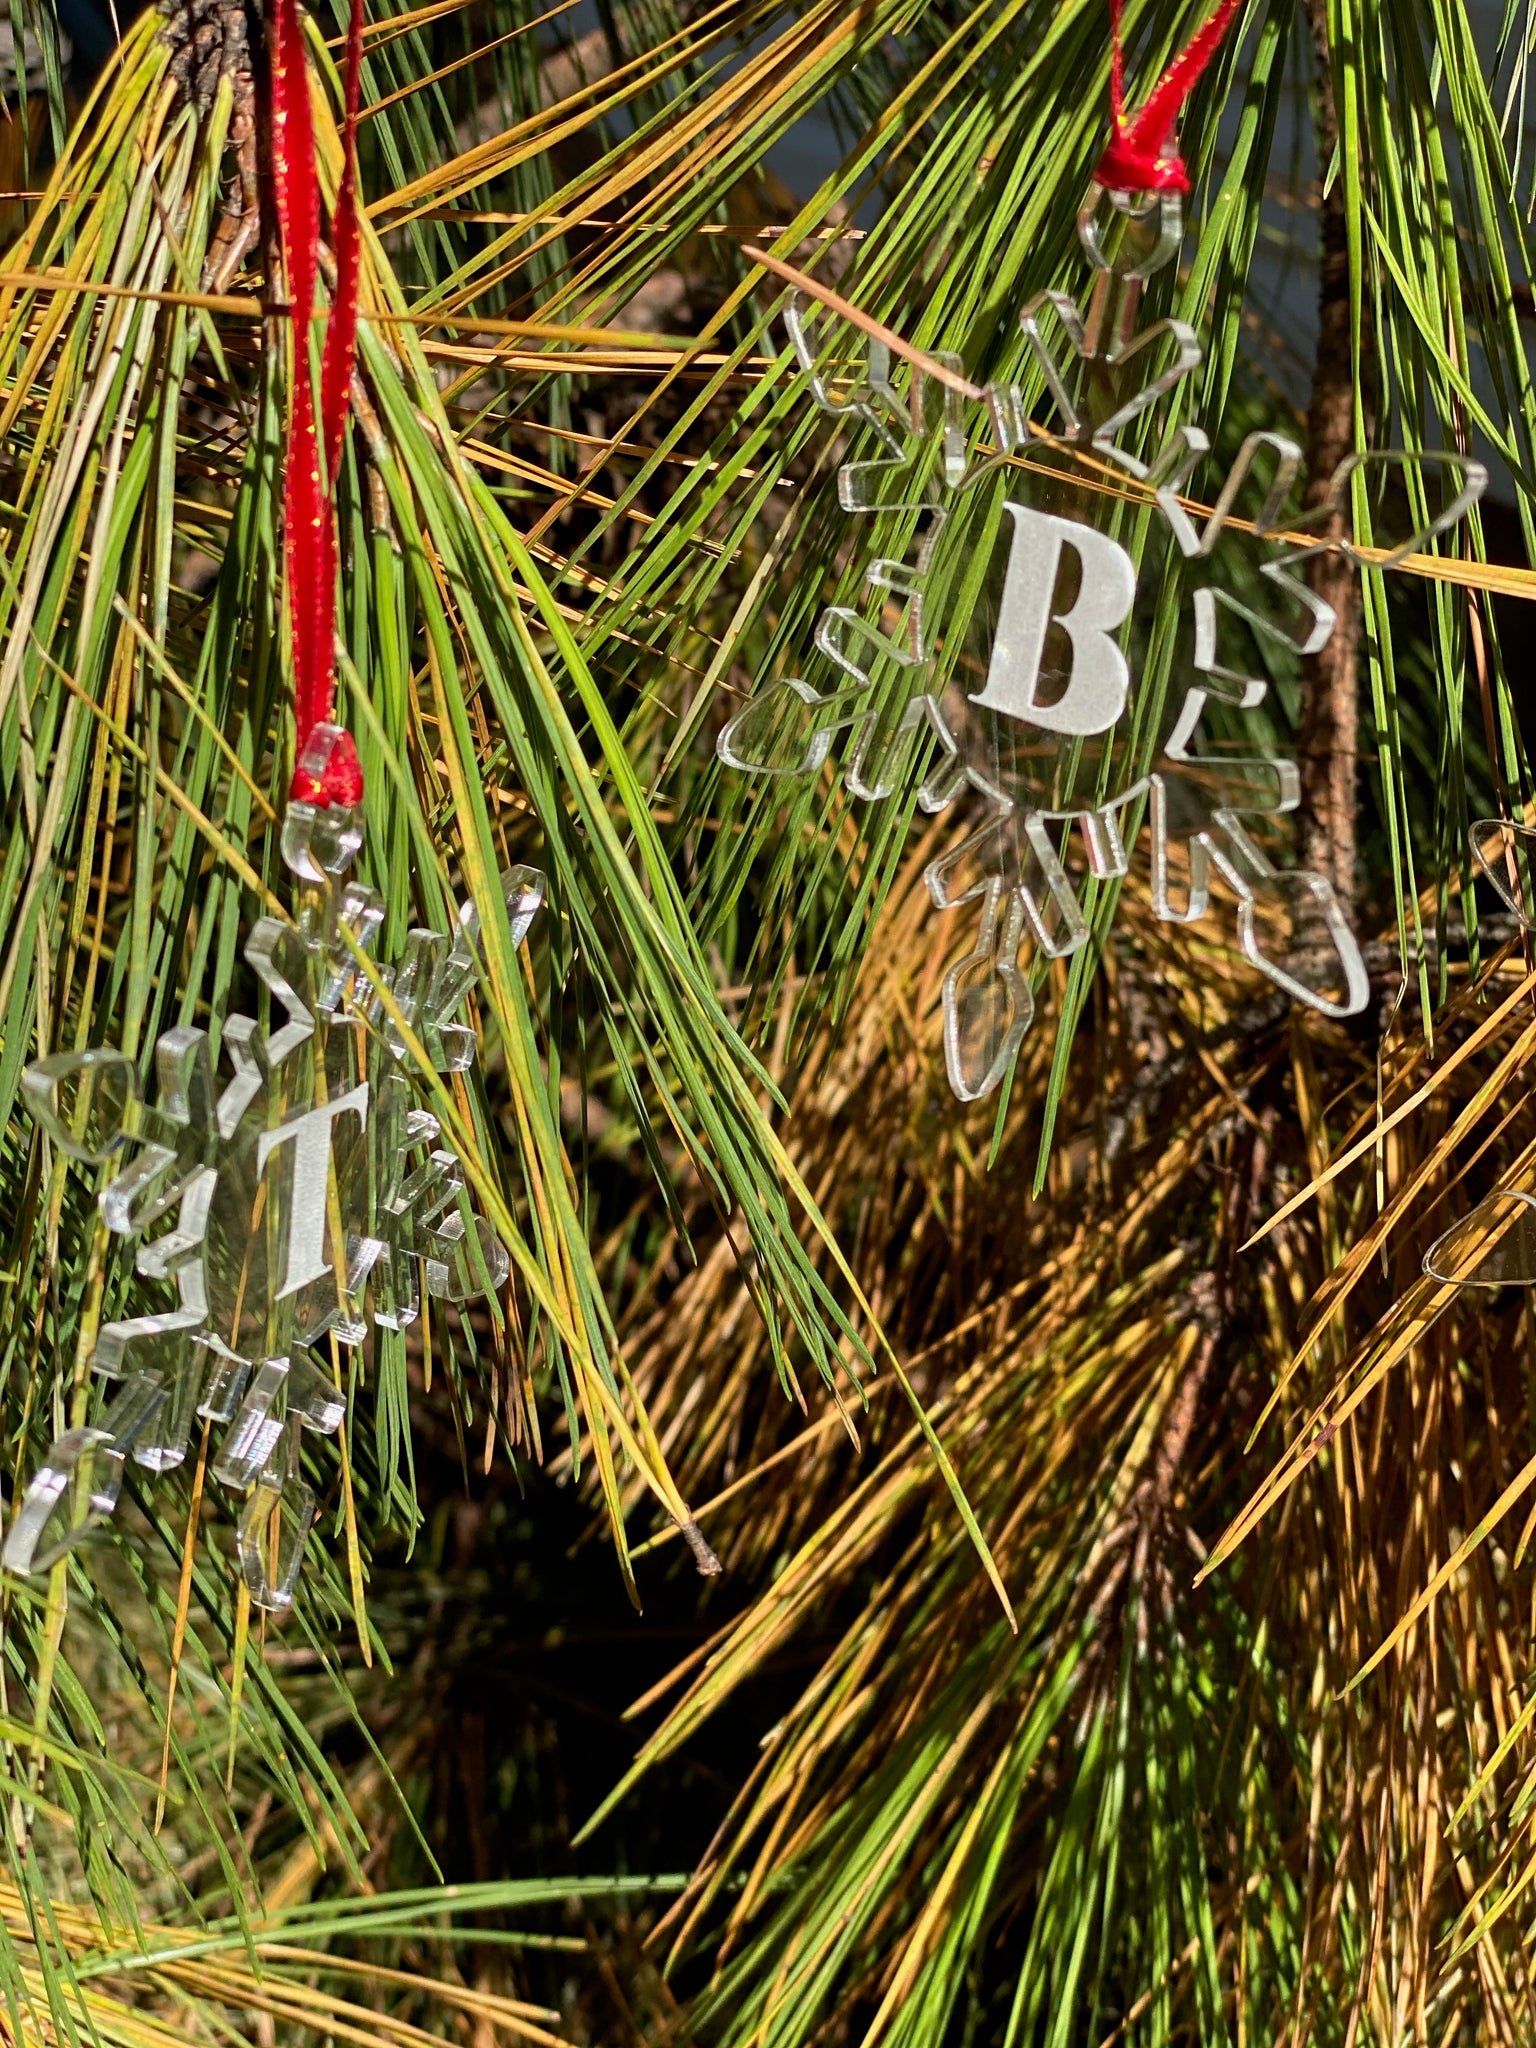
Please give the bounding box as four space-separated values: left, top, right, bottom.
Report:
720 190 1486 1100
5 728 543 1609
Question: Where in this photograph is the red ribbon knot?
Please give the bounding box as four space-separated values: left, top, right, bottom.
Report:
1094 0 1244 195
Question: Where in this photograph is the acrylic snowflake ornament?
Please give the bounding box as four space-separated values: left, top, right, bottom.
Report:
720 189 1486 1101
5 726 544 1609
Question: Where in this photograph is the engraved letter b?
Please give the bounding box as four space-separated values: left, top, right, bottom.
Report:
969 504 1135 736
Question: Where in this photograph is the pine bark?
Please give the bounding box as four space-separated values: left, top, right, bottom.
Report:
162 0 256 112
1296 0 1360 909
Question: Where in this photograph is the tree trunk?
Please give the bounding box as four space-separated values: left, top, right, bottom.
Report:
1296 0 1360 910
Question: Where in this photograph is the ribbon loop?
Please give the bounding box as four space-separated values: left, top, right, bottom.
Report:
270 0 366 808
1095 0 1244 195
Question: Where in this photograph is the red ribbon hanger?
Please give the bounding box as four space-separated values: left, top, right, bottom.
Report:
269 0 367 808
1095 0 1244 195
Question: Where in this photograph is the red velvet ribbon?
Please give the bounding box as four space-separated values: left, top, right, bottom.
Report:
1095 0 1244 194
270 0 366 808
